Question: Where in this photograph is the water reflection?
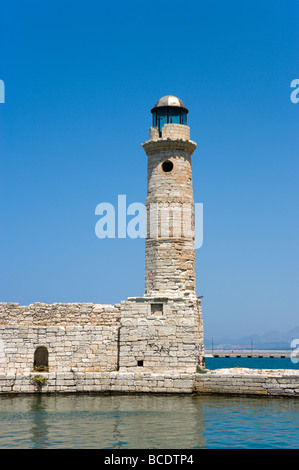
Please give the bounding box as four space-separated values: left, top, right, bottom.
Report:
30 395 49 448
0 394 298 449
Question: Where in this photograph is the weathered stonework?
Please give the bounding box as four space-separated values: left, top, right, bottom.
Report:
0 296 204 374
194 368 299 397
0 303 121 374
0 302 121 326
0 369 298 396
142 126 197 296
119 296 204 372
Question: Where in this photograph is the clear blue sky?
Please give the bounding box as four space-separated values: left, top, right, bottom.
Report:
0 0 298 340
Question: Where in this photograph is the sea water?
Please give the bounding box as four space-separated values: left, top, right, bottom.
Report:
205 356 299 371
0 367 299 449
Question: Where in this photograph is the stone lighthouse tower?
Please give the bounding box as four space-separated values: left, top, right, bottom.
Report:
142 95 197 297
119 96 205 372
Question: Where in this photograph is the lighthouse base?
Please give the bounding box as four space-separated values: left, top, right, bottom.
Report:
118 295 205 372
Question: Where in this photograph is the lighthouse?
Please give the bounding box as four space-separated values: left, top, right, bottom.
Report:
142 95 197 297
119 96 205 372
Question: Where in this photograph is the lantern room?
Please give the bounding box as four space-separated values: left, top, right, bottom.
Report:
151 95 188 132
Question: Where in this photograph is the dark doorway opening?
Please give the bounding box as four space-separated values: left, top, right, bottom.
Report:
34 346 49 371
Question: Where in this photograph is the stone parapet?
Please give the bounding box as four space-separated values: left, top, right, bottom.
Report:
162 124 191 140
0 302 121 325
148 124 191 141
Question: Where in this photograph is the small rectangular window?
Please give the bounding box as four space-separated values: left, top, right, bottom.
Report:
151 303 163 314
137 360 144 367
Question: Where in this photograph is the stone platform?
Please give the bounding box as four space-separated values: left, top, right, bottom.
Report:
0 368 298 397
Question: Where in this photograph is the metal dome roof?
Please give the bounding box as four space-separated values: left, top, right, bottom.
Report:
151 95 188 113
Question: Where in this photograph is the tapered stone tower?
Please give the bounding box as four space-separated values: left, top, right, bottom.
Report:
142 95 197 297
119 96 205 372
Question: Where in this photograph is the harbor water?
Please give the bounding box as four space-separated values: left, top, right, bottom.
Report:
0 393 298 449
205 356 299 371
0 358 298 449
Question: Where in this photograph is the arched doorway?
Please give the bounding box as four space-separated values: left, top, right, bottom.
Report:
33 346 49 371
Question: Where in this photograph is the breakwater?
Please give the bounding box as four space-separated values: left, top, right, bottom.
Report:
205 350 291 358
0 368 298 397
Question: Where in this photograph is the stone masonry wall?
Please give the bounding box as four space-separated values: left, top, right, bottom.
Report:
0 371 195 394
0 369 298 396
0 325 119 373
194 368 299 397
148 124 190 141
0 298 205 375
145 239 196 294
161 123 190 140
119 296 205 372
0 302 121 374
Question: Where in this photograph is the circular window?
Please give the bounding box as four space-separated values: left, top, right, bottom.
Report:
161 160 174 173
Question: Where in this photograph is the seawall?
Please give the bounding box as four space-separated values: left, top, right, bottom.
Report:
0 369 298 397
194 368 299 397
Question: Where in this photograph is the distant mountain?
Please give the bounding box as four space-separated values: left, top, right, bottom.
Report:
204 326 299 350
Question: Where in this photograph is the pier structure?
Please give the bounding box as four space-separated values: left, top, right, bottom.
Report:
205 350 292 358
